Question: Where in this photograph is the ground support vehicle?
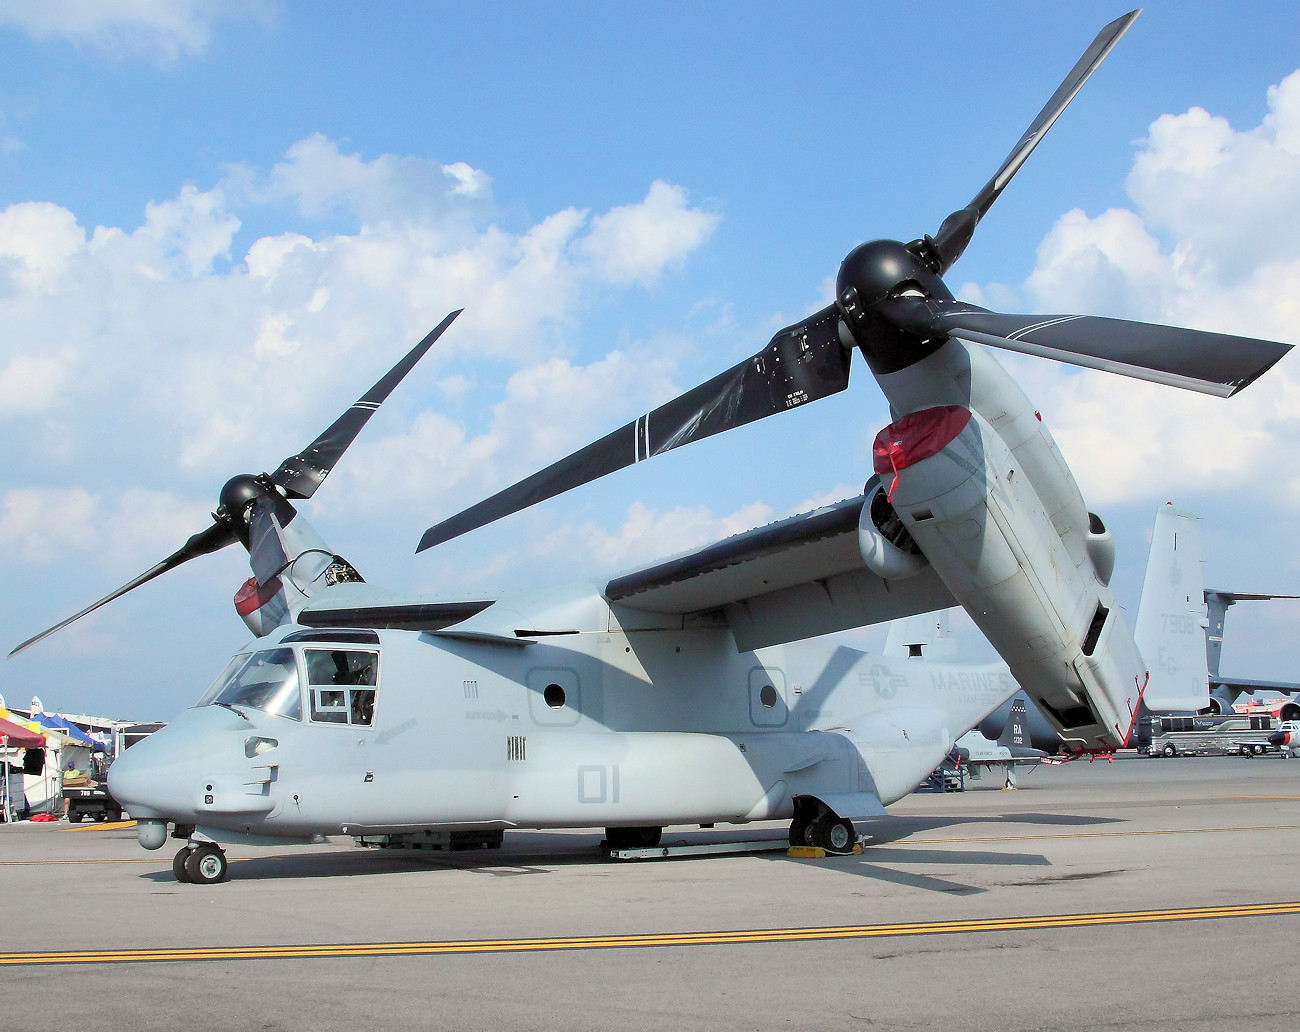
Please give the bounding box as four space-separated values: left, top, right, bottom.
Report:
63 782 124 822
1141 714 1278 758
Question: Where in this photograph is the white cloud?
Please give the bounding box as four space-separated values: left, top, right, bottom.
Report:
0 134 722 606
539 499 774 573
255 134 493 236
987 69 1300 511
0 487 98 564
0 201 85 291
137 184 241 277
337 342 684 513
581 180 719 287
0 0 271 62
0 352 68 415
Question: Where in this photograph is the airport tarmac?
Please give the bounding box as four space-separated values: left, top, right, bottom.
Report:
2 754 1299 1031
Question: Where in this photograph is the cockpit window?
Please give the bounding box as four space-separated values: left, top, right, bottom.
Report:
304 648 379 726
195 648 302 721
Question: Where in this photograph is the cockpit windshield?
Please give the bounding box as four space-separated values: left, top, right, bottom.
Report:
195 648 302 720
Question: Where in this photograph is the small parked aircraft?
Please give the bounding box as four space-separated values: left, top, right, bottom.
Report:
10 12 1292 883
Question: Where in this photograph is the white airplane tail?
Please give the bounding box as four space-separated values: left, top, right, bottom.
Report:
1133 505 1209 712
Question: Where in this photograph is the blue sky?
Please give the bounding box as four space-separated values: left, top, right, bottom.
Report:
4 1 1300 720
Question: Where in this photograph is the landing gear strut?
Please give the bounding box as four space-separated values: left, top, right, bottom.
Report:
172 842 228 884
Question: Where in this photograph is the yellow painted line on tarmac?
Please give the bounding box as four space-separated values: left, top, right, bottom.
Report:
900 825 1300 846
1 901 1297 967
59 820 137 833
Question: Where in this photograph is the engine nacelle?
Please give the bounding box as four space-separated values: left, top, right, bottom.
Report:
872 400 1145 750
1085 512 1116 586
858 480 929 580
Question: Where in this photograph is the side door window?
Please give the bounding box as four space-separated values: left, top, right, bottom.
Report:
304 648 379 726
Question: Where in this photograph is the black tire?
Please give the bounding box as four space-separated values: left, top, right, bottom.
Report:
811 814 855 854
1162 744 1176 757
108 809 123 822
788 818 810 847
185 843 228 884
1253 744 1266 756
173 847 193 883
1240 746 1251 756
68 810 85 824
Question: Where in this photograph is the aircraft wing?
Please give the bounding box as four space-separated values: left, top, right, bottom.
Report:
605 491 957 651
1210 677 1300 696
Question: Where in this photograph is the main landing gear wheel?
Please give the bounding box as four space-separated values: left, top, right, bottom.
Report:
183 843 228 884
788 818 812 847
811 814 856 854
172 846 193 883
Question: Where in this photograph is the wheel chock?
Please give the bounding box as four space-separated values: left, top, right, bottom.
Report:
787 842 865 859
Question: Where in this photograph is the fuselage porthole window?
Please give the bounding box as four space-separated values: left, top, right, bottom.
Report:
305 647 380 727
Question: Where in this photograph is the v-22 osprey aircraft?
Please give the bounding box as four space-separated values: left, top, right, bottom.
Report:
11 11 1291 883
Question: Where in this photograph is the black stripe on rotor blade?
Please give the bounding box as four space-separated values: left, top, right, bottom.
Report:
417 306 849 552
273 310 462 500
880 297 1293 397
8 521 235 658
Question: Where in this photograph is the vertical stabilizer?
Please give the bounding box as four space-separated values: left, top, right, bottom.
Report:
1133 505 1208 712
999 697 1031 750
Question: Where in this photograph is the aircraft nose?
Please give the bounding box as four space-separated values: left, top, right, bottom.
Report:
108 723 191 819
108 706 249 820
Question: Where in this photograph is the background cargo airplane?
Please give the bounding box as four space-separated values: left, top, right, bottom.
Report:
9 11 1292 884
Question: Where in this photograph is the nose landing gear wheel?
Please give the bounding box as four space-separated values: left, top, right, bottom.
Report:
184 843 228 884
172 846 193 883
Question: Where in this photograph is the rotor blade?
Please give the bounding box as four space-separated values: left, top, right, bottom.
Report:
272 310 462 499
8 521 235 658
879 296 1292 398
930 10 1140 273
418 305 849 552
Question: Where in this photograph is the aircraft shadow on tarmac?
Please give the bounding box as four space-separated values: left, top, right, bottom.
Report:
139 811 1117 887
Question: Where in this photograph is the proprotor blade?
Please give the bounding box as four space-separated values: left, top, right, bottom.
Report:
928 10 1141 273
273 310 463 499
878 296 1292 397
8 520 234 658
418 305 849 551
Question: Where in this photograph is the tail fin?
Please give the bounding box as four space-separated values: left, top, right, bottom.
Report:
1133 504 1209 712
998 697 1030 750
